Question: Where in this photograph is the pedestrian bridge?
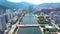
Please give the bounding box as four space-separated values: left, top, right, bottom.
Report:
17 24 40 27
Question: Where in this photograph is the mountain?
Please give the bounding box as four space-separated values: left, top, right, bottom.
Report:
0 0 34 9
0 5 9 9
38 3 60 8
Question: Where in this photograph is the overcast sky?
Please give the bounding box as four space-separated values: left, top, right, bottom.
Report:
7 0 60 4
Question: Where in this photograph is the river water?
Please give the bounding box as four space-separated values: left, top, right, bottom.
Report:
17 13 42 34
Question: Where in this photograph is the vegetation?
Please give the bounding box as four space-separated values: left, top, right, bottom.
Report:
19 11 27 24
19 12 26 22
37 16 57 34
38 16 47 24
38 16 52 25
34 11 41 15
9 25 12 28
12 26 18 34
43 28 57 34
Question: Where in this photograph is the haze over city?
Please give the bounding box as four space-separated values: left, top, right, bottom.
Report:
8 0 60 4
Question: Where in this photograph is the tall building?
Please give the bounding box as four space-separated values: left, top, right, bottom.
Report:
28 5 33 13
54 15 60 24
50 11 60 25
6 9 14 21
0 15 6 31
0 9 6 33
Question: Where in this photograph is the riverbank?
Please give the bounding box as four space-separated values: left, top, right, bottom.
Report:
35 14 44 34
14 11 27 34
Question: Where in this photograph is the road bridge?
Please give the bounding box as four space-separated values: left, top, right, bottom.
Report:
17 24 40 27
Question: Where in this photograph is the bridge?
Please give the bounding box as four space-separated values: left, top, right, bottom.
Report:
17 24 40 27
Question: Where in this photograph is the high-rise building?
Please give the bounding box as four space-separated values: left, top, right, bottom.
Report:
54 15 60 24
50 11 60 25
0 15 6 31
0 9 6 33
6 9 14 21
28 5 33 13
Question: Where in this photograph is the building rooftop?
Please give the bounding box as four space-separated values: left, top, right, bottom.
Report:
45 25 56 29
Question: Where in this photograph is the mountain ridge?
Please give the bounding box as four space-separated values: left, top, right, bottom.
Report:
38 3 60 8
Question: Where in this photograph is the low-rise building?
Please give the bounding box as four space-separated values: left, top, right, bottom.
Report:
43 25 57 34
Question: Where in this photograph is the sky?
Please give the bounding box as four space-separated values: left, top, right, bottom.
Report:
7 0 60 4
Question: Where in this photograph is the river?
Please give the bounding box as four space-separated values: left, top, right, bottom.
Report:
17 13 42 34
